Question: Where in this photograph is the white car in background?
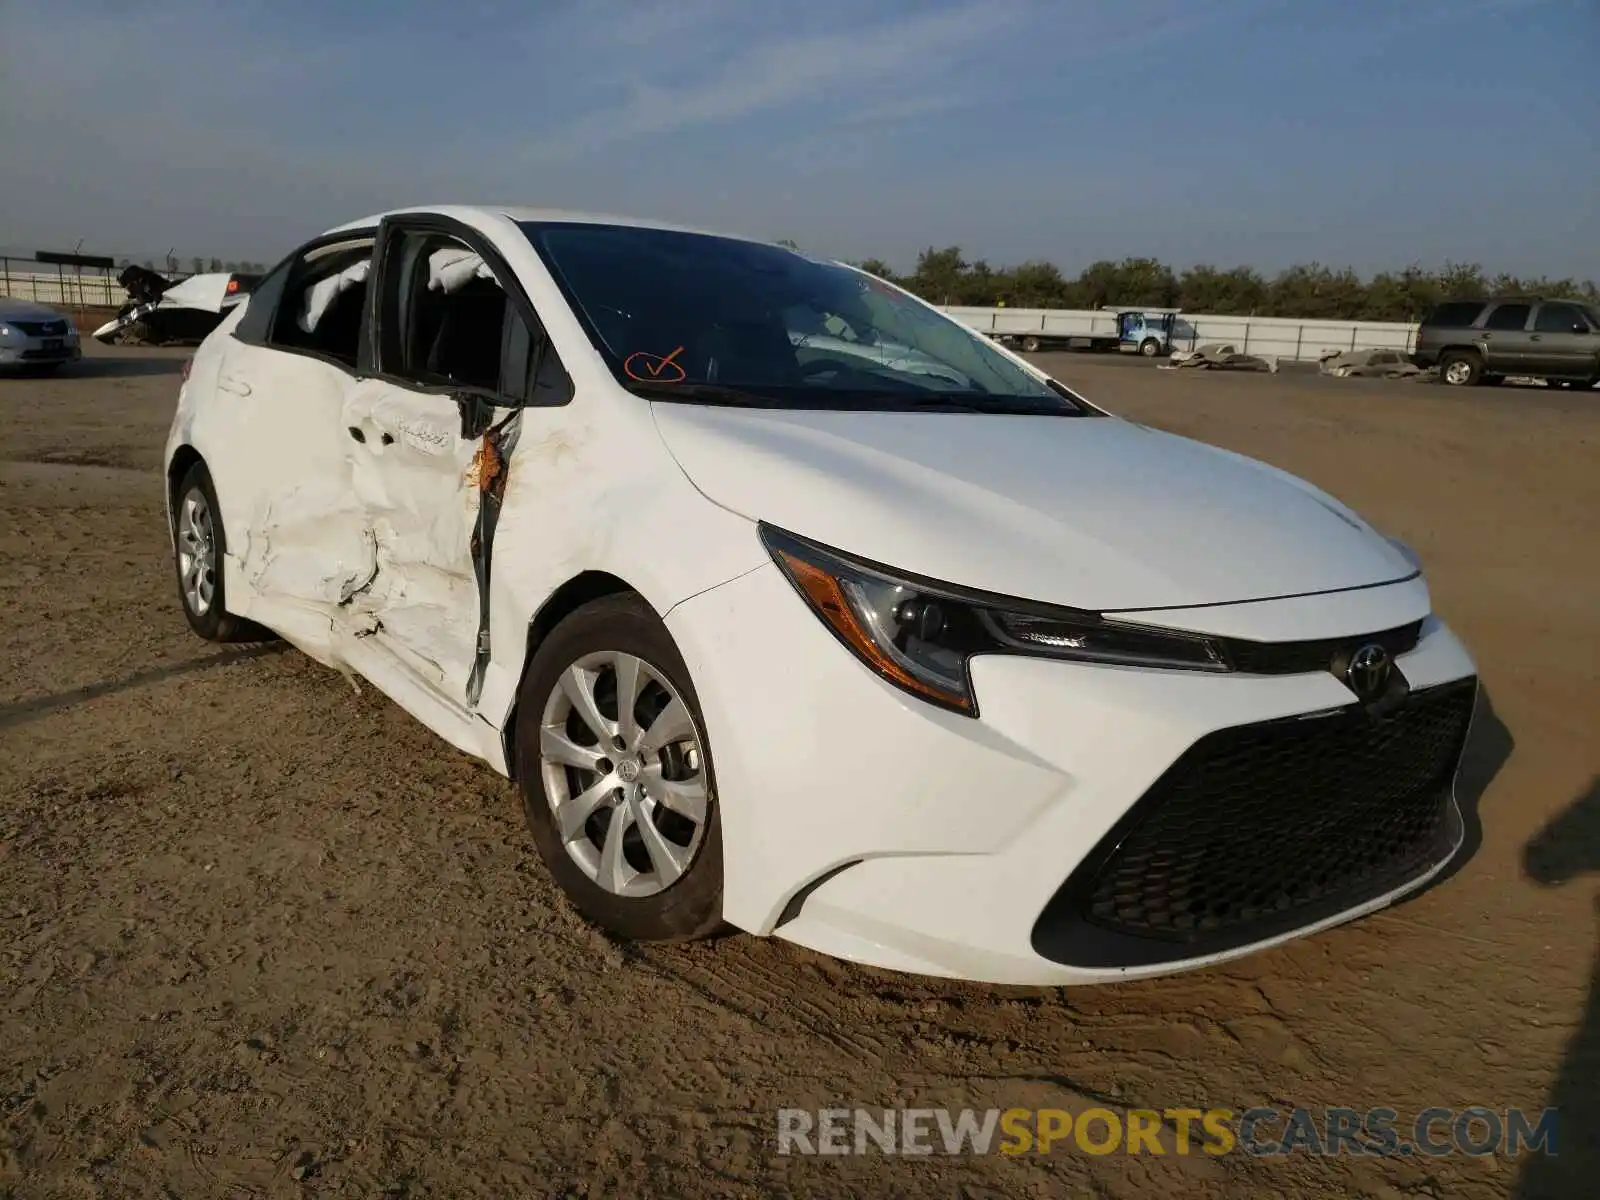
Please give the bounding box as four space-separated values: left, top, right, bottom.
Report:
0 297 81 372
164 205 1479 985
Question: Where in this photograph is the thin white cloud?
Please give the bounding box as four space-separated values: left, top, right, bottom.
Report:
521 1 1037 160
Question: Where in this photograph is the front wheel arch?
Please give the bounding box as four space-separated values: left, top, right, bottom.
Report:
500 571 645 780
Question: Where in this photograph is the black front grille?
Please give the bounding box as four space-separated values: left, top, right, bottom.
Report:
1031 678 1476 968
1220 619 1423 676
11 319 69 337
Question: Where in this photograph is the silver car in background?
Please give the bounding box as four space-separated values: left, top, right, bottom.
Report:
0 297 82 373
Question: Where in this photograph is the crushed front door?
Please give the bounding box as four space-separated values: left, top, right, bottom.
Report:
335 379 518 706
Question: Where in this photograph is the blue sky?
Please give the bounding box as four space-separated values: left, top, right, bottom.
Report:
3 0 1596 277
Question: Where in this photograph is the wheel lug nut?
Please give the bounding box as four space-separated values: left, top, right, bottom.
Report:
597 758 612 774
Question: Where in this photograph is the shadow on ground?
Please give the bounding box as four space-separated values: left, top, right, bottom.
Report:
1516 775 1600 1199
59 355 188 378
0 643 287 731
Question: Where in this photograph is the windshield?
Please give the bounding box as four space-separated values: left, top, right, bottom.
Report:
519 222 1090 415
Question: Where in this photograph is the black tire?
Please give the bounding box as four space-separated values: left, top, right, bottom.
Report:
171 461 270 643
514 594 724 942
1021 336 1041 353
1139 338 1161 358
1439 351 1482 387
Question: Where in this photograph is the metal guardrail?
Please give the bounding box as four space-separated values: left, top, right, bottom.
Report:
0 256 199 308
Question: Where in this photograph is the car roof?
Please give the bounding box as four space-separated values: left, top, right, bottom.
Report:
320 204 767 246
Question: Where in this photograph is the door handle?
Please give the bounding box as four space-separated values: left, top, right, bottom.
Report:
1530 334 1543 341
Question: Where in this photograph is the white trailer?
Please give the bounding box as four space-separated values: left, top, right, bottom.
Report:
945 305 1182 355
943 306 1422 364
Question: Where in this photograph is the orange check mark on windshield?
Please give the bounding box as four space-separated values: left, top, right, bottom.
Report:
624 345 687 383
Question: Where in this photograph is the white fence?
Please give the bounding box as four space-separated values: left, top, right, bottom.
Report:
1 263 130 308
942 306 1420 363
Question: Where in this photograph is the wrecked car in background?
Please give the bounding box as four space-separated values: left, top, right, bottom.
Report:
93 266 259 346
1319 347 1427 379
163 204 1479 986
1160 342 1279 373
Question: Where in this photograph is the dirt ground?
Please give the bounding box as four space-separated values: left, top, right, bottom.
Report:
2 344 1596 1199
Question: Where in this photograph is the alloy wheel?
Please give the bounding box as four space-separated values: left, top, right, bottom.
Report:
537 651 711 897
176 487 217 615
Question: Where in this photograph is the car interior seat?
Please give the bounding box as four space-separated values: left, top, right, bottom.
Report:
425 277 508 391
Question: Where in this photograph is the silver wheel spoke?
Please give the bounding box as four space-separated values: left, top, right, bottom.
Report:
638 695 693 755
596 801 635 893
628 791 687 886
556 775 616 842
177 489 216 615
639 764 707 824
540 725 607 773
614 653 646 749
559 665 614 743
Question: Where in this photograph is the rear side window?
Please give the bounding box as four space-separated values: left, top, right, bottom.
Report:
266 239 377 368
1422 302 1485 328
1534 302 1590 333
1484 303 1531 331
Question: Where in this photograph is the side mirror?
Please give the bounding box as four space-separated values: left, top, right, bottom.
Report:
1577 324 1592 335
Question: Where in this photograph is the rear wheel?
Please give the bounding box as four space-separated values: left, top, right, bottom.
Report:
1020 335 1042 353
514 594 724 942
172 461 269 642
1439 351 1482 387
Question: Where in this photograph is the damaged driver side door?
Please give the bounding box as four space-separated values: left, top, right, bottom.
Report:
338 216 568 713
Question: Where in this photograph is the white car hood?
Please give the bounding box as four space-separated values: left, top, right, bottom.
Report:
651 405 1416 612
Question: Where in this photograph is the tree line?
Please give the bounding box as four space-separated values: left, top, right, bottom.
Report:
117 244 1600 323
845 247 1600 323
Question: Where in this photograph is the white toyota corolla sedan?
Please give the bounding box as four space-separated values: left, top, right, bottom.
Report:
164 206 1479 985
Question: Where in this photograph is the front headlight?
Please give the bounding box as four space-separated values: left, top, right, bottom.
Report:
759 523 1228 716
0 324 14 339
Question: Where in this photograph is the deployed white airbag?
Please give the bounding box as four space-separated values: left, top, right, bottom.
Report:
428 248 496 294
299 259 371 333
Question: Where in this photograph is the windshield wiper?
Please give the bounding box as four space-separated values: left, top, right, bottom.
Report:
886 393 1075 415
627 381 791 407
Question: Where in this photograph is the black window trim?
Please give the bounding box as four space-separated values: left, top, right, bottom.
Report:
231 228 381 376
1533 301 1592 334
1421 301 1488 329
364 213 572 409
1482 301 1533 332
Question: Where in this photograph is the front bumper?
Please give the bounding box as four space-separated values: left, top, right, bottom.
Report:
665 563 1478 985
0 337 81 366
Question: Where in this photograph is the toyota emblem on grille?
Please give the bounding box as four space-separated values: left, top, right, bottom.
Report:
1345 643 1392 700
